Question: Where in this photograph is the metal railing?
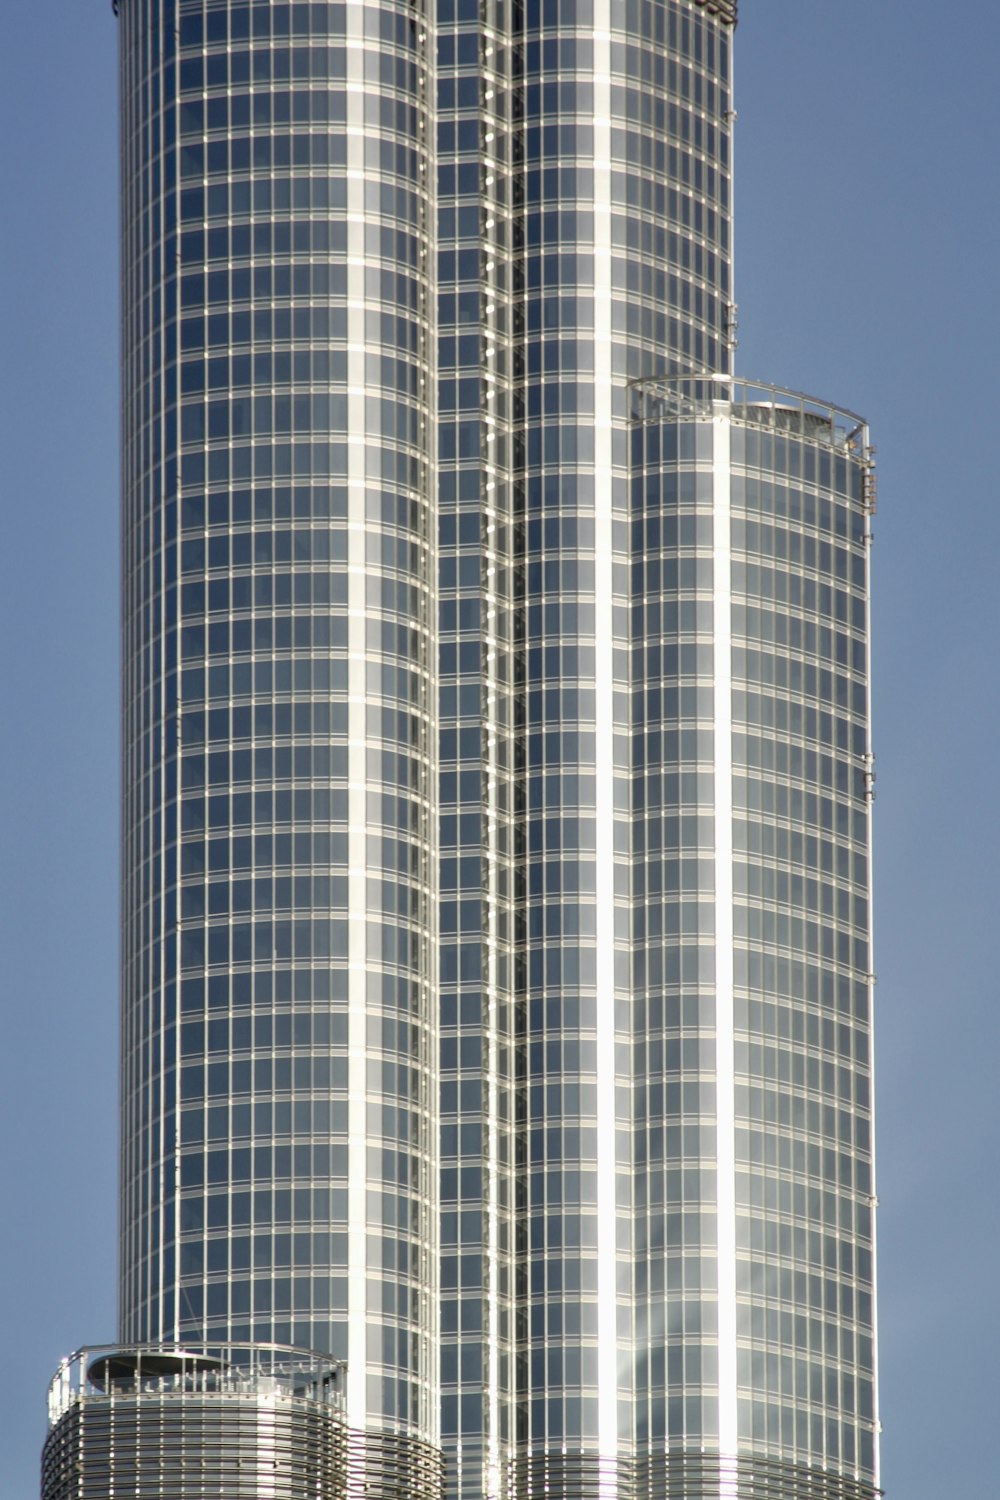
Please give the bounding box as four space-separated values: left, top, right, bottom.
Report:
629 373 870 458
46 1340 345 1426
692 0 739 25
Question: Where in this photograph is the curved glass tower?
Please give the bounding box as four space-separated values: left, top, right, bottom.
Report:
118 0 439 1490
438 4 737 1497
627 377 877 1498
84 3 881 1500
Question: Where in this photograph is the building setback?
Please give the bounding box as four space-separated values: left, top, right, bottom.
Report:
42 2 879 1499
42 1344 349 1500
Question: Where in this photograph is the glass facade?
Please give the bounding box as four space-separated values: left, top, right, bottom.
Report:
118 0 439 1484
439 4 735 1497
627 377 877 1498
104 4 879 1500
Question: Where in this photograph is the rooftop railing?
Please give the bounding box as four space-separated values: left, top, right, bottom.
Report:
629 374 870 458
47 1341 346 1426
693 0 738 25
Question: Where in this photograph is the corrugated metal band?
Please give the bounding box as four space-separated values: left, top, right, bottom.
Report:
347 1429 444 1500
512 1453 618 1500
692 0 738 24
633 1453 880 1500
41 1396 347 1500
509 1451 879 1500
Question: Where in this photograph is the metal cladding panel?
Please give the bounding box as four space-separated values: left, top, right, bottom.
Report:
42 1394 347 1500
347 1429 446 1500
633 1453 879 1499
510 1451 878 1500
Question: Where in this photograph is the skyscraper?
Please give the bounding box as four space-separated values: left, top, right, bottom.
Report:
42 2 879 1499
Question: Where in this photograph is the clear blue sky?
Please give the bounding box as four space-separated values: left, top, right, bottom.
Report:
2 2 997 1495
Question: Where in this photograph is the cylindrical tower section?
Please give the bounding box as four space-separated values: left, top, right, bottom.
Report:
41 1343 346 1500
117 1 440 1488
729 388 878 1497
515 4 735 1496
627 375 878 1500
